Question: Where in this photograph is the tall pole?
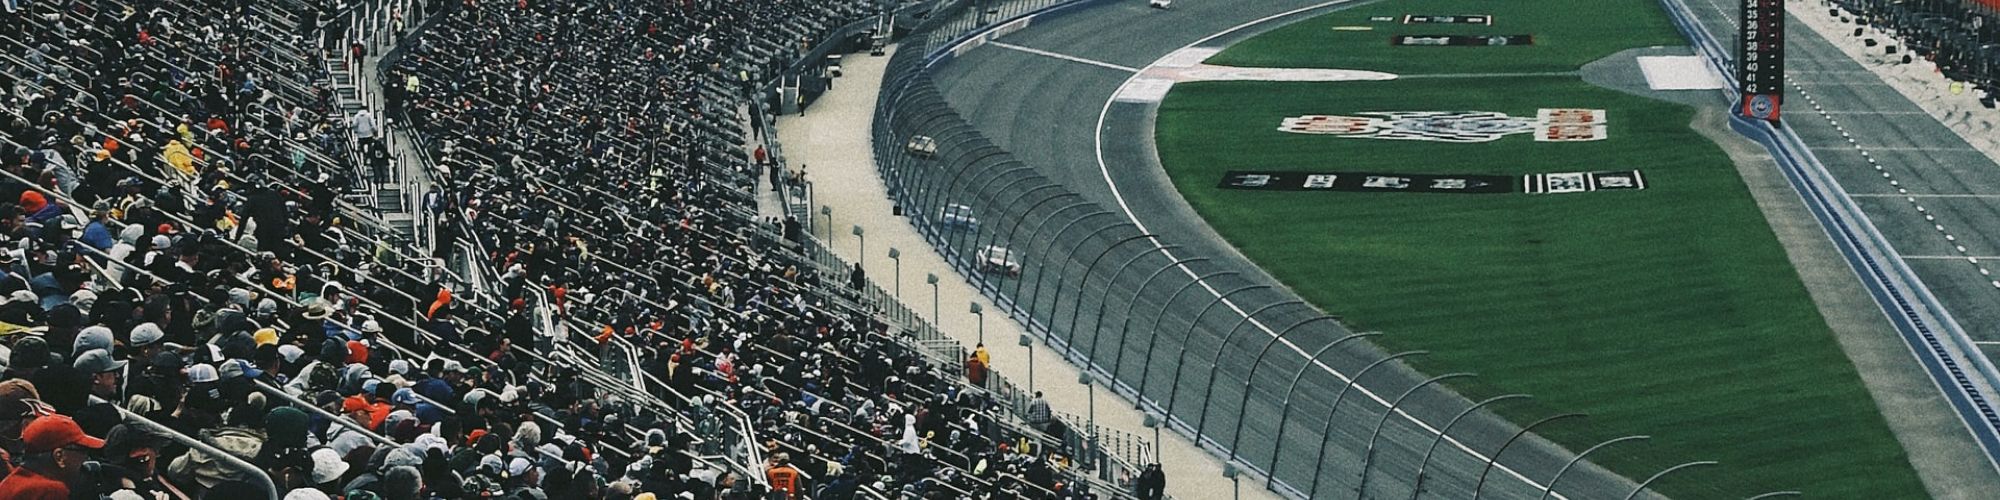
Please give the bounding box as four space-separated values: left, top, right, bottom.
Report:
1302 351 1430 498
1060 233 1157 361
1134 271 1241 408
1622 461 1718 500
1472 413 1588 500
1080 371 1098 470
851 225 866 271
889 248 901 297
1107 257 1211 380
970 301 985 344
1412 394 1532 500
1024 211 1120 316
1019 333 1036 393
1258 329 1378 471
1083 244 1182 365
1357 373 1476 499
927 273 940 322
1539 436 1650 500
1158 285 1270 415
819 205 832 239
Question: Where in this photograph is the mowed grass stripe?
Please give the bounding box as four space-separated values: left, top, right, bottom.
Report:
1156 75 1926 498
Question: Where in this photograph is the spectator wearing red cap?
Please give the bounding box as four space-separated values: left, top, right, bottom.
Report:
0 413 104 500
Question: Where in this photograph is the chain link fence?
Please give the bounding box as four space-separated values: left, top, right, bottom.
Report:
865 1 1688 499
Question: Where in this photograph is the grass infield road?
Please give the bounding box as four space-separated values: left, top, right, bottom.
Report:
1153 0 1927 498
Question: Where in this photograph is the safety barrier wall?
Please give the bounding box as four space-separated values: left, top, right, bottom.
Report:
1656 0 2000 469
868 2 1671 500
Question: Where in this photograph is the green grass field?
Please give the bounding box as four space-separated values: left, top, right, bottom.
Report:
1154 0 1928 498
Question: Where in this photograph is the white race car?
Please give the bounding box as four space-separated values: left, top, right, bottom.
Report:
1149 0 1170 9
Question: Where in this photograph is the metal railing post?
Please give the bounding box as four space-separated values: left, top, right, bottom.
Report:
1357 373 1476 499
1623 461 1719 500
1304 350 1432 498
1193 300 1308 438
1135 270 1239 407
1539 435 1649 500
1107 257 1211 380
1411 394 1531 499
1161 285 1271 415
1060 233 1158 360
1473 413 1588 500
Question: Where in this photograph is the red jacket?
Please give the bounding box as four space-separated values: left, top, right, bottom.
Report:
0 466 70 500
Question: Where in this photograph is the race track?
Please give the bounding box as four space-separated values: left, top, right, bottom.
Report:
922 1 1642 498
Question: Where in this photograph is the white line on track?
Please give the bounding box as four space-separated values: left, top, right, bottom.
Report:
1817 110 1931 115
1092 1 1577 498
1906 256 2000 260
1851 194 2000 198
989 41 1138 72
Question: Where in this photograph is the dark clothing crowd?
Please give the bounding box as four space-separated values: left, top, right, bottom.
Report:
0 0 1145 498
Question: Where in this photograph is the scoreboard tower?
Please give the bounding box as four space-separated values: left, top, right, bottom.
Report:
1739 0 1785 121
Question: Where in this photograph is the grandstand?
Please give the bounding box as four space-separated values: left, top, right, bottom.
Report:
0 0 1150 498
5 0 1997 499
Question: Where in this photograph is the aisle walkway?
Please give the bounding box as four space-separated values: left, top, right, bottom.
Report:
774 46 1279 500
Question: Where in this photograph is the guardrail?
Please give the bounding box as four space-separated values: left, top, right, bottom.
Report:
863 1 1755 499
1656 0 2000 472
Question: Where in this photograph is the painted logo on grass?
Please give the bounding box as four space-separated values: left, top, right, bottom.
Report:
1278 108 1607 143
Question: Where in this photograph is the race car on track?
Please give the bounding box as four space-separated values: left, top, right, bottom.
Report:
977 245 1022 277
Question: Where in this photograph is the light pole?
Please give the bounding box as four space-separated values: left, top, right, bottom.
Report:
819 205 832 239
1193 300 1307 438
888 248 901 297
1539 436 1650 500
1133 271 1241 407
1106 257 1210 379
1142 412 1164 463
1472 413 1588 500
851 225 866 269
1412 394 1531 499
1018 333 1036 393
970 301 985 344
1060 233 1157 361
1079 370 1098 471
1160 285 1272 416
1224 463 1243 500
926 273 940 322
1623 461 1718 500
1358 373 1476 499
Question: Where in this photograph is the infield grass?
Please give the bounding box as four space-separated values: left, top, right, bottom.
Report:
1153 0 1929 498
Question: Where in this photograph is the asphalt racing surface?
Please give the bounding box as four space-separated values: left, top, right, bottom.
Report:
922 1 1642 499
1676 2 2000 361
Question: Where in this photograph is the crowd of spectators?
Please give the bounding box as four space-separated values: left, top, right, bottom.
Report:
388 0 1143 498
0 0 1145 498
1831 0 1999 105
